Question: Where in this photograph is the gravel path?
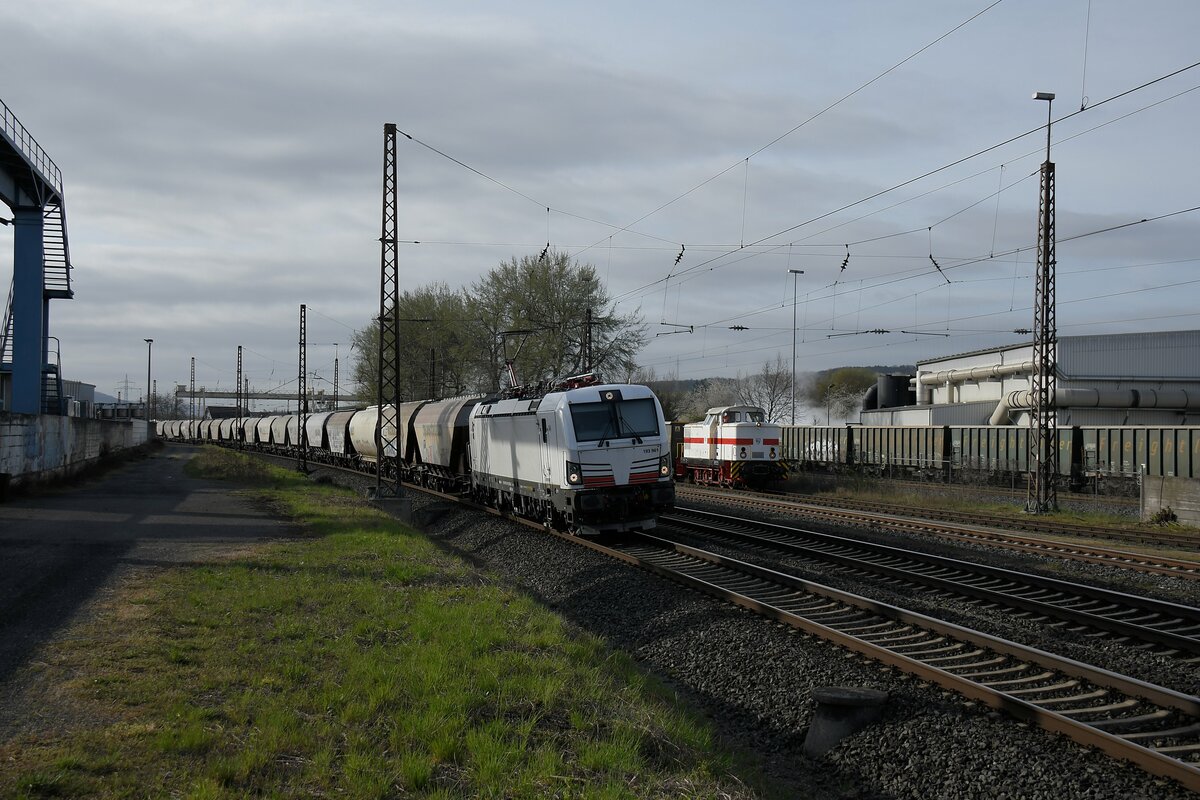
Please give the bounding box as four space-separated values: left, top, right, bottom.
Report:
0 445 298 741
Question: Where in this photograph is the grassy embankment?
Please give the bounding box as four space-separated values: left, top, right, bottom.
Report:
3 448 773 799
786 475 1198 560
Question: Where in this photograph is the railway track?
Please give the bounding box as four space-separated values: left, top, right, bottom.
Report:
255 449 1200 789
808 474 1140 512
567 528 1200 791
679 485 1200 580
661 506 1200 659
392 477 1200 788
769 487 1195 549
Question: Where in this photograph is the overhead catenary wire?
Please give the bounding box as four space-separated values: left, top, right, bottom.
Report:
611 60 1200 306
398 76 1195 264
398 130 681 249
645 202 1200 358
1080 0 1094 110
570 1 1006 262
363 39 1199 386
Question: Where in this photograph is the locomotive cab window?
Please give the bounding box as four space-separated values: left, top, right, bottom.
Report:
571 398 660 442
747 411 764 424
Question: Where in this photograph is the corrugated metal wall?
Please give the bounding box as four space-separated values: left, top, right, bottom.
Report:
1059 330 1200 379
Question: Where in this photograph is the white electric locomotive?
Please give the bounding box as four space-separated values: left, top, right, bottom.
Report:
470 377 674 535
676 405 786 487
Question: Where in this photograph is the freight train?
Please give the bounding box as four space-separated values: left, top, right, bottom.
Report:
775 423 1200 489
160 375 675 535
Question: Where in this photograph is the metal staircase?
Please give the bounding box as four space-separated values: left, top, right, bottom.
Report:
0 201 70 364
1 96 74 413
0 278 13 365
42 200 73 299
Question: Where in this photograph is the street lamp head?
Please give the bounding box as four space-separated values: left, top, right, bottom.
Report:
1033 91 1055 102
144 338 153 344
788 269 805 275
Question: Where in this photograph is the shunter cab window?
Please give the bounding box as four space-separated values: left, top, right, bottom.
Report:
571 398 660 442
747 411 764 423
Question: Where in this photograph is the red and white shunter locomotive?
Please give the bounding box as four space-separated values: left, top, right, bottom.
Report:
675 405 787 487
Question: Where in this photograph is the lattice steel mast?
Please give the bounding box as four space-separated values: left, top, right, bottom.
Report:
375 123 402 498
584 307 593 373
298 303 309 474
1027 92 1058 513
235 345 243 449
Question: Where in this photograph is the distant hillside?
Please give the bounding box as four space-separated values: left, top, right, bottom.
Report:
810 365 916 378
640 366 915 424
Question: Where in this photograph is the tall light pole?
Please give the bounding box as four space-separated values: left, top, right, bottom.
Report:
1027 91 1058 514
789 269 804 425
143 338 153 435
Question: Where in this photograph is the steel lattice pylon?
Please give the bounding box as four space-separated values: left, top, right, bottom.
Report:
235 345 243 449
1027 159 1058 513
189 357 195 421
298 304 309 474
375 124 402 498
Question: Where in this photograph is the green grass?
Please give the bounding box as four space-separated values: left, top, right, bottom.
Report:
792 472 1194 530
2 447 773 799
786 475 1198 564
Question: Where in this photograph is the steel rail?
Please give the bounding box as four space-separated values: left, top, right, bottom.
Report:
760 486 1197 549
661 507 1200 657
825 475 1140 511
606 531 1200 791
678 486 1200 579
235 445 1200 787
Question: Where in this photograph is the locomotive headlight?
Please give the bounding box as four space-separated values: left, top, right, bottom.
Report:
566 461 583 485
659 455 671 477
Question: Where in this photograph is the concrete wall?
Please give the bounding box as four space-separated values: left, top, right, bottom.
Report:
1140 474 1200 526
0 412 150 490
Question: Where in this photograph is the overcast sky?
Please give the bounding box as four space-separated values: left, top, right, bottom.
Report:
3 0 1198 405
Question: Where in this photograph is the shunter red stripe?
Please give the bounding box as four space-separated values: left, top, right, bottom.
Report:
684 436 779 446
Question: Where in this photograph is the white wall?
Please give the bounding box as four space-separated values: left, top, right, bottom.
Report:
0 412 148 487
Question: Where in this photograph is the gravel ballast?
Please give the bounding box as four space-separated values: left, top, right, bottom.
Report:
339 471 1196 800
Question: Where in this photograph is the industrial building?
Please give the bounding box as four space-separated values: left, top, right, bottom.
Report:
861 330 1200 427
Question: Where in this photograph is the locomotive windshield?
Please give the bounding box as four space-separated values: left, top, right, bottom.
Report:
570 398 660 442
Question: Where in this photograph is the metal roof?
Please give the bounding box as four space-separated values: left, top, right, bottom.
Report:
918 330 1200 379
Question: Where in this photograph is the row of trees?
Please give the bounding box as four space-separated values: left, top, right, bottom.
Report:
352 251 645 400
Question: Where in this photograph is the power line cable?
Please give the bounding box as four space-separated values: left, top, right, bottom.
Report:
399 130 680 248
572 1 1005 261
612 59 1200 305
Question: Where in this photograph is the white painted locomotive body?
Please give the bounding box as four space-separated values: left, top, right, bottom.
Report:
679 405 785 486
471 381 674 534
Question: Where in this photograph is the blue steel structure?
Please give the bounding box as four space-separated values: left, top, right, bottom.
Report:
0 97 73 415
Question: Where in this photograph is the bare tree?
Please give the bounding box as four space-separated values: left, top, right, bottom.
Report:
816 383 865 424
632 366 689 422
679 377 739 422
734 355 792 422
